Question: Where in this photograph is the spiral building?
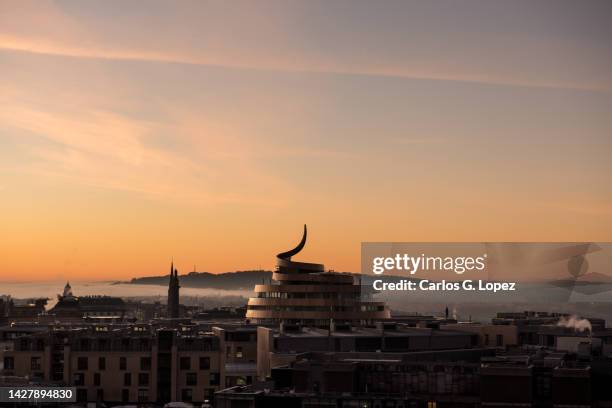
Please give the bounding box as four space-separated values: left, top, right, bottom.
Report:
246 225 390 327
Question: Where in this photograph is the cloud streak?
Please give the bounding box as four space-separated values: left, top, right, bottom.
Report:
1 35 606 93
0 99 295 207
1 1 610 92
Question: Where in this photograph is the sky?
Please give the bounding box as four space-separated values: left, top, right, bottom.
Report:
1 0 611 281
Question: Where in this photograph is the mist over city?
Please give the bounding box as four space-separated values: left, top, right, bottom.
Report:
2 1 612 407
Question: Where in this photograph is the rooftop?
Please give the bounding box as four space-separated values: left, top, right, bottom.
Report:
273 325 475 338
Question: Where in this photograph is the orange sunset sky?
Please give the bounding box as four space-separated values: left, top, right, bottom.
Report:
1 1 611 281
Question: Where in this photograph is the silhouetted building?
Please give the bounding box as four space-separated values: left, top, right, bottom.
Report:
217 348 612 408
218 348 492 408
246 225 389 327
167 261 181 318
256 323 479 380
4 298 47 322
49 282 126 322
0 324 259 404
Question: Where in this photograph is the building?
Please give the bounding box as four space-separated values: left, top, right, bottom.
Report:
480 354 595 408
2 297 47 324
246 225 390 327
168 261 181 319
1 324 224 405
0 321 265 405
492 311 606 345
213 326 258 388
218 347 612 408
441 322 519 348
217 348 493 408
256 322 479 380
48 282 127 322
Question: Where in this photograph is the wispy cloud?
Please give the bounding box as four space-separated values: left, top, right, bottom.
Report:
390 137 450 145
1 35 606 93
0 100 294 206
1 1 609 92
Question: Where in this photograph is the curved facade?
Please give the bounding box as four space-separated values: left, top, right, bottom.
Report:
246 225 390 327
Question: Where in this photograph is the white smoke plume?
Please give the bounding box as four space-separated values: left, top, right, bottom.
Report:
557 315 592 333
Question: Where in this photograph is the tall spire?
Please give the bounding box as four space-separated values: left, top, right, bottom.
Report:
167 260 180 318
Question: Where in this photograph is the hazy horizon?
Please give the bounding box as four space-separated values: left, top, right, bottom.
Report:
2 1 611 281
0 280 250 305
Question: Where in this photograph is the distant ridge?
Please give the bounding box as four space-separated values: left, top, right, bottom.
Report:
127 270 420 291
128 270 273 290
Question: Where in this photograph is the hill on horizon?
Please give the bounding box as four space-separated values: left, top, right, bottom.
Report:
128 270 273 290
127 270 420 291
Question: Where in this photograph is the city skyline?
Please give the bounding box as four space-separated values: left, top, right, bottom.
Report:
1 0 612 281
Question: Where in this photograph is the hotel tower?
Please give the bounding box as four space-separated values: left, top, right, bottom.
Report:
246 225 390 327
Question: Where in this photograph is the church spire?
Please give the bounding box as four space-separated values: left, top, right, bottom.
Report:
167 259 180 318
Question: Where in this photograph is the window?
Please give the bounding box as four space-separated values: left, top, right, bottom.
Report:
138 389 148 403
496 334 504 347
181 388 193 402
74 373 85 386
226 346 231 357
124 372 132 386
121 389 129 403
199 357 210 370
96 388 104 401
186 372 197 386
76 388 88 402
94 372 101 386
484 334 489 346
77 357 88 370
138 372 149 386
120 356 127 370
236 347 243 358
98 357 106 370
79 339 90 351
3 357 14 370
140 356 151 371
535 375 552 398
209 372 220 386
180 356 191 370
31 357 41 370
